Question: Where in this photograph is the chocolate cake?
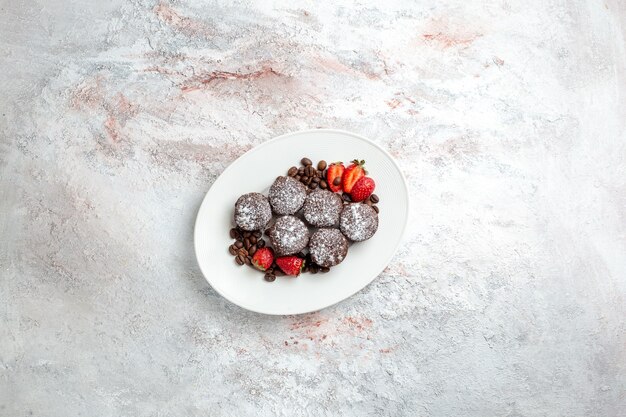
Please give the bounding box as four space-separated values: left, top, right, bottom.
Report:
234 192 272 231
267 215 310 256
303 189 343 227
339 203 378 242
309 228 348 267
268 176 307 215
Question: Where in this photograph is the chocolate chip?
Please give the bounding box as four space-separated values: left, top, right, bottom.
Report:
301 157 312 166
333 177 341 186
370 194 379 203
288 166 298 177
317 160 327 170
235 240 243 249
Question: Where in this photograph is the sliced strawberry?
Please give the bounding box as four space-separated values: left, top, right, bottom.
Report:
326 162 345 193
251 247 274 271
275 256 305 276
350 176 375 202
342 159 366 193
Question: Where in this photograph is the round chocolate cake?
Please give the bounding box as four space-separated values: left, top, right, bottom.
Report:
234 192 272 231
267 215 310 256
303 189 343 227
268 176 307 215
309 228 348 267
339 203 378 242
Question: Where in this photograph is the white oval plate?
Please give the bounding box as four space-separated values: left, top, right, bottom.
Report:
194 129 409 315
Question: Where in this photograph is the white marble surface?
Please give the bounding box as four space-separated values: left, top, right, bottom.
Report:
1 1 625 415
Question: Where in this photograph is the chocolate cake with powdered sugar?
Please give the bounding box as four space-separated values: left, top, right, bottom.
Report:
267 215 310 256
302 189 343 227
268 176 307 215
308 228 348 267
234 192 272 231
339 203 378 242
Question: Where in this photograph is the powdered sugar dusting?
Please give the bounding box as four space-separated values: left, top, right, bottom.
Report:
269 176 307 215
340 203 378 242
268 215 310 256
303 190 343 227
234 192 272 231
309 228 348 267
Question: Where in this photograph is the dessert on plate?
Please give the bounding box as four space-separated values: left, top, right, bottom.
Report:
229 157 380 281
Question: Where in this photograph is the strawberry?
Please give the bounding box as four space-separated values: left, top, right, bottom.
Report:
342 159 366 193
350 176 375 202
326 162 345 193
251 247 274 271
275 256 305 276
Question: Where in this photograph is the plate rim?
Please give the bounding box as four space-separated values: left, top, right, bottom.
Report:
193 128 410 315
